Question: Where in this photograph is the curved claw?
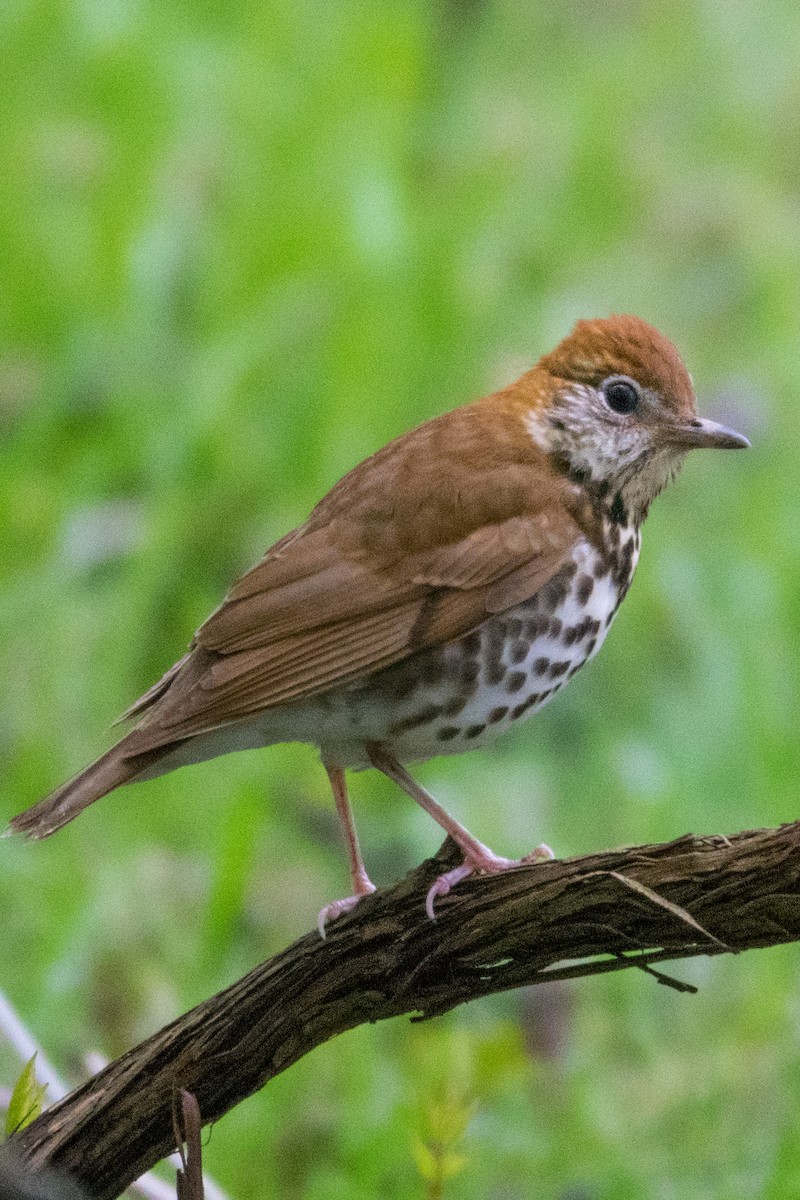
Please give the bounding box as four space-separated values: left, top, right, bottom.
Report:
425 863 476 920
318 882 377 939
425 843 557 920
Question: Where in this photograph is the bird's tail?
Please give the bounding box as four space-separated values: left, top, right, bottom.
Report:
7 736 159 840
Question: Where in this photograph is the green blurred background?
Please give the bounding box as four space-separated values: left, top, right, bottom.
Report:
2 0 799 1196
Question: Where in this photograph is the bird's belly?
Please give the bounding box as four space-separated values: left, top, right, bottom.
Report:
316 536 637 768
136 535 639 780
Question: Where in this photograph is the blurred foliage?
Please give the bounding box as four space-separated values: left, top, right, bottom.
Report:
1 0 799 1196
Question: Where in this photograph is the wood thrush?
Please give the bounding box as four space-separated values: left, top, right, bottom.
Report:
9 316 749 930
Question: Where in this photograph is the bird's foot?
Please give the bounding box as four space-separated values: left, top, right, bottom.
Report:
317 879 377 938
425 842 555 920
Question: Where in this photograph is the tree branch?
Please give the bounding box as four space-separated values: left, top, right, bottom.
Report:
9 822 800 1199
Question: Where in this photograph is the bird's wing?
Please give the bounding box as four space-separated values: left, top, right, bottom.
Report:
124 401 583 750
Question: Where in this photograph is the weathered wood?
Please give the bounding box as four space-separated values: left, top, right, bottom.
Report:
11 823 800 1200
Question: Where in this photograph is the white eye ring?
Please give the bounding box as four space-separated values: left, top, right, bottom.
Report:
602 375 641 415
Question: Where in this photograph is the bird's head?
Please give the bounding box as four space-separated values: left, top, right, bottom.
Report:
527 315 749 521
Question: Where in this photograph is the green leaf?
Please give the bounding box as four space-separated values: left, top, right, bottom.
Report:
410 1136 440 1183
439 1152 467 1181
5 1054 48 1136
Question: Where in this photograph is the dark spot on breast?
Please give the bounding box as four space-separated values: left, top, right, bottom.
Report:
525 616 549 639
593 557 610 579
574 616 593 641
486 661 506 686
462 660 481 685
506 618 522 637
488 622 506 651
486 628 506 672
539 563 576 610
562 625 579 647
610 492 627 525
512 693 541 718
549 618 563 638
438 726 461 741
506 671 526 693
391 704 442 733
549 660 571 678
533 657 550 676
613 539 635 587
443 695 469 717
488 706 509 723
586 637 597 655
576 574 594 604
510 639 528 664
541 582 565 609
462 630 481 655
465 723 486 739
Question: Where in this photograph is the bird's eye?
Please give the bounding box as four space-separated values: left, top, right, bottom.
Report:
602 376 640 415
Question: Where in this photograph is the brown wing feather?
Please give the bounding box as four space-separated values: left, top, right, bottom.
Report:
198 531 403 652
124 394 582 753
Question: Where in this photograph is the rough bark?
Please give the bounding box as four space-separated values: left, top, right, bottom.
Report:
10 823 800 1200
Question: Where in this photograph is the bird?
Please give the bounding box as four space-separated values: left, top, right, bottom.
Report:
9 315 749 931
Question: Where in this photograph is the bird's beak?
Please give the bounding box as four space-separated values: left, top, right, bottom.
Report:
663 417 750 451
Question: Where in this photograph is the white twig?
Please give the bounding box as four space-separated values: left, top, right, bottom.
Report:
0 992 232 1200
0 991 67 1100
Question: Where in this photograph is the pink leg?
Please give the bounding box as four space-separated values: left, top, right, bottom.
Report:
317 765 376 937
366 742 553 918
